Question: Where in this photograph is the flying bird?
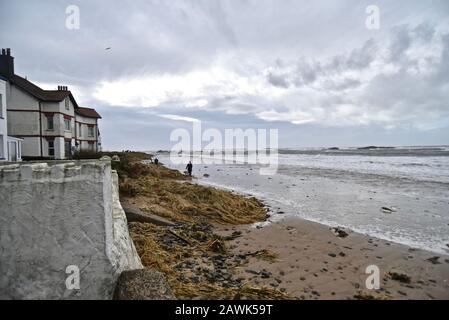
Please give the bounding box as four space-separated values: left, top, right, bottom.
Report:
105 47 111 50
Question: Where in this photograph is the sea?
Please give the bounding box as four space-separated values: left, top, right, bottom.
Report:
156 146 449 255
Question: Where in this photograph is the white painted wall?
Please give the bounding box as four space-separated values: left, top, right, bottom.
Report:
18 137 40 157
0 158 143 299
7 111 40 136
8 85 39 110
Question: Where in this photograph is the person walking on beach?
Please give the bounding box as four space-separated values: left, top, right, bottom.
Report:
154 158 159 165
186 161 193 176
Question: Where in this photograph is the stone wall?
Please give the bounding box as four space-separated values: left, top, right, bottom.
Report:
0 157 142 299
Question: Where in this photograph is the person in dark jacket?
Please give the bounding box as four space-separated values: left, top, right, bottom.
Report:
186 161 193 176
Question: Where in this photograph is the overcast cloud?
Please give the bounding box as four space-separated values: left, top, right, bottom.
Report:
1 0 448 150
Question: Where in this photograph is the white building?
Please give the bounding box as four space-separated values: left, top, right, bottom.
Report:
0 48 101 160
0 76 22 162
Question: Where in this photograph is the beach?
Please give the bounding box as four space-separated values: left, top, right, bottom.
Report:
216 218 449 299
113 148 449 299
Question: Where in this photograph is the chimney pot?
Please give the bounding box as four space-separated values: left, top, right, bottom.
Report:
0 48 14 78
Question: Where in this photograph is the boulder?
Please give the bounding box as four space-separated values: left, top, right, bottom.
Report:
114 269 176 300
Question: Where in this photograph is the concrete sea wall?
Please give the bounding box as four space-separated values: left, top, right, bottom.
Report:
0 157 142 299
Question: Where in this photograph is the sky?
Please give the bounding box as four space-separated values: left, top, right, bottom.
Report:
1 0 449 150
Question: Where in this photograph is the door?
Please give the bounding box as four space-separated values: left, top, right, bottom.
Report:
65 140 71 159
9 141 17 162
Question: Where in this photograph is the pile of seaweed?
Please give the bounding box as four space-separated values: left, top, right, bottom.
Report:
129 221 289 299
118 162 268 225
116 152 291 299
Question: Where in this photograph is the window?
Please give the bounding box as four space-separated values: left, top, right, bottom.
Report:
47 116 54 131
78 123 82 137
48 140 55 157
64 119 71 131
88 126 94 137
88 142 94 151
65 98 70 110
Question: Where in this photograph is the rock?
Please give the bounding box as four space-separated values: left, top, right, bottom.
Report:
381 206 396 214
328 253 337 258
338 252 346 257
330 227 349 238
112 155 120 162
122 203 175 226
261 271 271 279
245 269 260 275
388 271 411 284
203 174 210 178
113 269 176 300
426 256 441 265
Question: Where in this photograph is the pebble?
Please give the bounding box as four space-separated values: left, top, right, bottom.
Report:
426 256 441 265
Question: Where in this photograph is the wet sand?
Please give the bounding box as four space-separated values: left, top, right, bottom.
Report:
217 217 449 300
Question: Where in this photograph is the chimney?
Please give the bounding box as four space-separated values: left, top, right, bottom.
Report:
0 48 14 79
58 86 69 91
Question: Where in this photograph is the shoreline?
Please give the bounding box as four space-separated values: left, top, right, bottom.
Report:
194 177 448 255
189 176 449 299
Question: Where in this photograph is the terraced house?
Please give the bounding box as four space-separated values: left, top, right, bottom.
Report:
0 48 101 160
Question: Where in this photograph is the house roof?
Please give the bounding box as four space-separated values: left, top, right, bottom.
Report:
10 74 101 118
75 107 102 119
10 75 76 104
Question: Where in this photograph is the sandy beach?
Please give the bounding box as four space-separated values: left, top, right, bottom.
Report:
217 217 449 300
